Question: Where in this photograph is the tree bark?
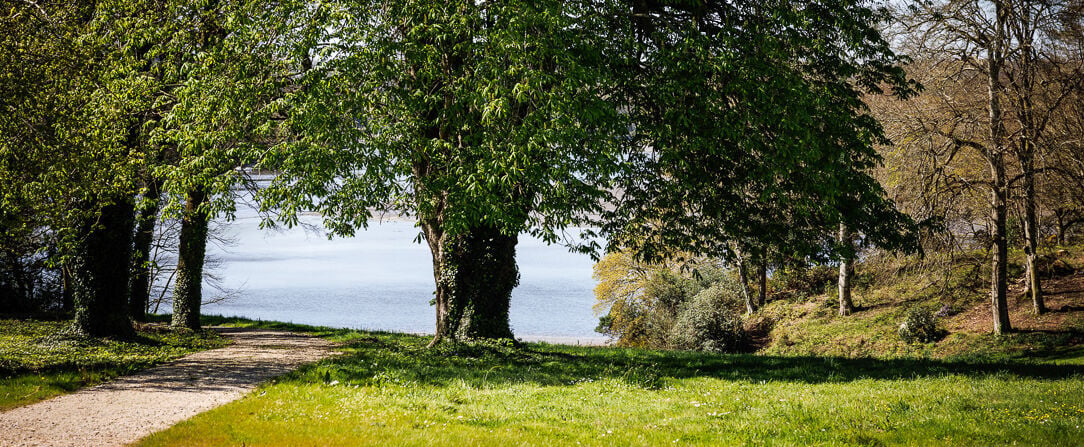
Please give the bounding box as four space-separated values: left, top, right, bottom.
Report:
61 266 73 314
129 179 161 322
424 222 519 345
70 199 136 337
1020 154 1045 314
1011 2 1046 316
990 157 1012 334
987 2 1012 334
1055 211 1066 246
757 262 767 307
838 223 855 316
171 187 209 331
736 253 756 315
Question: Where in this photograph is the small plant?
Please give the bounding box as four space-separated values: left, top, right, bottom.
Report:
898 306 945 343
935 304 960 318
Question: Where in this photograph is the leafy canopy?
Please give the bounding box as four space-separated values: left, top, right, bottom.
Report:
597 0 921 263
258 0 627 242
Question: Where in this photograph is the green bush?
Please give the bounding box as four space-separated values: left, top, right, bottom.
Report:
898 306 945 343
669 283 749 353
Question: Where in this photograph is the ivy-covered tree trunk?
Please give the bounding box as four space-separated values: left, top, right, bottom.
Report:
171 187 209 331
838 223 855 316
70 199 136 337
129 179 161 322
424 222 518 345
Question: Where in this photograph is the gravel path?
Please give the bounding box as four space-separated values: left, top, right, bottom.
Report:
0 327 336 447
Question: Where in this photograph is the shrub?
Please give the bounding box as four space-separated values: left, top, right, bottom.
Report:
898 306 945 343
669 283 749 353
1035 254 1076 278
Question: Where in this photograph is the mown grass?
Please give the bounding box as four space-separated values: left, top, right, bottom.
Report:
140 328 1084 446
0 317 228 410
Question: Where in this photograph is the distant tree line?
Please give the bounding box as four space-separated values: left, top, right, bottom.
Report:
2 0 919 344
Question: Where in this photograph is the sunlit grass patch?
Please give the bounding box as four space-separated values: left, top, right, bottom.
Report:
140 330 1084 446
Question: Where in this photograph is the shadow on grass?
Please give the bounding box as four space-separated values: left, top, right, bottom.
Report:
283 331 1084 391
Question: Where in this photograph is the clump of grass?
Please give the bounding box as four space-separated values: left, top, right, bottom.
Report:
0 318 228 410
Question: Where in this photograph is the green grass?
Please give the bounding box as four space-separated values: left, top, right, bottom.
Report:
162 314 360 340
0 318 228 410
758 297 1084 364
758 246 1084 364
139 329 1084 446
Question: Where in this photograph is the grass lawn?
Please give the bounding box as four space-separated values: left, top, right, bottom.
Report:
0 317 228 410
138 323 1084 447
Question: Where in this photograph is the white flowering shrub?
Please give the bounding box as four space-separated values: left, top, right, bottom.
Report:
898 306 944 343
668 284 749 353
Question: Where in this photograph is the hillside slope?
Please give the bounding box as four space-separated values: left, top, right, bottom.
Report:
756 248 1084 363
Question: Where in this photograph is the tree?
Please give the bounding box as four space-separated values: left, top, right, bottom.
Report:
129 176 162 321
1002 0 1084 314
2 0 306 333
259 0 627 344
1 0 154 336
599 1 920 286
260 0 919 344
902 0 1016 333
137 0 315 330
897 0 1084 330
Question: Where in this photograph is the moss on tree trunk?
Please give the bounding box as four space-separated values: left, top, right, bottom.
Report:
171 188 209 331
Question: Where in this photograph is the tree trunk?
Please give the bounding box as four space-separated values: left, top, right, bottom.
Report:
1011 2 1045 316
129 179 161 322
61 266 73 314
70 199 136 337
1020 155 1045 314
1055 210 1066 246
171 187 209 331
987 4 1012 334
736 254 756 315
990 164 1012 334
424 222 518 345
838 223 855 316
757 262 767 307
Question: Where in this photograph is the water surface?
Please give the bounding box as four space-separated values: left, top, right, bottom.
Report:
203 209 608 344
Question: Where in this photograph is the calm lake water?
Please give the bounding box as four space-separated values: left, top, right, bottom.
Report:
202 208 608 344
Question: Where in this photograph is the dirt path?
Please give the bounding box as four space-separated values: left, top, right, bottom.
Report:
0 327 336 447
